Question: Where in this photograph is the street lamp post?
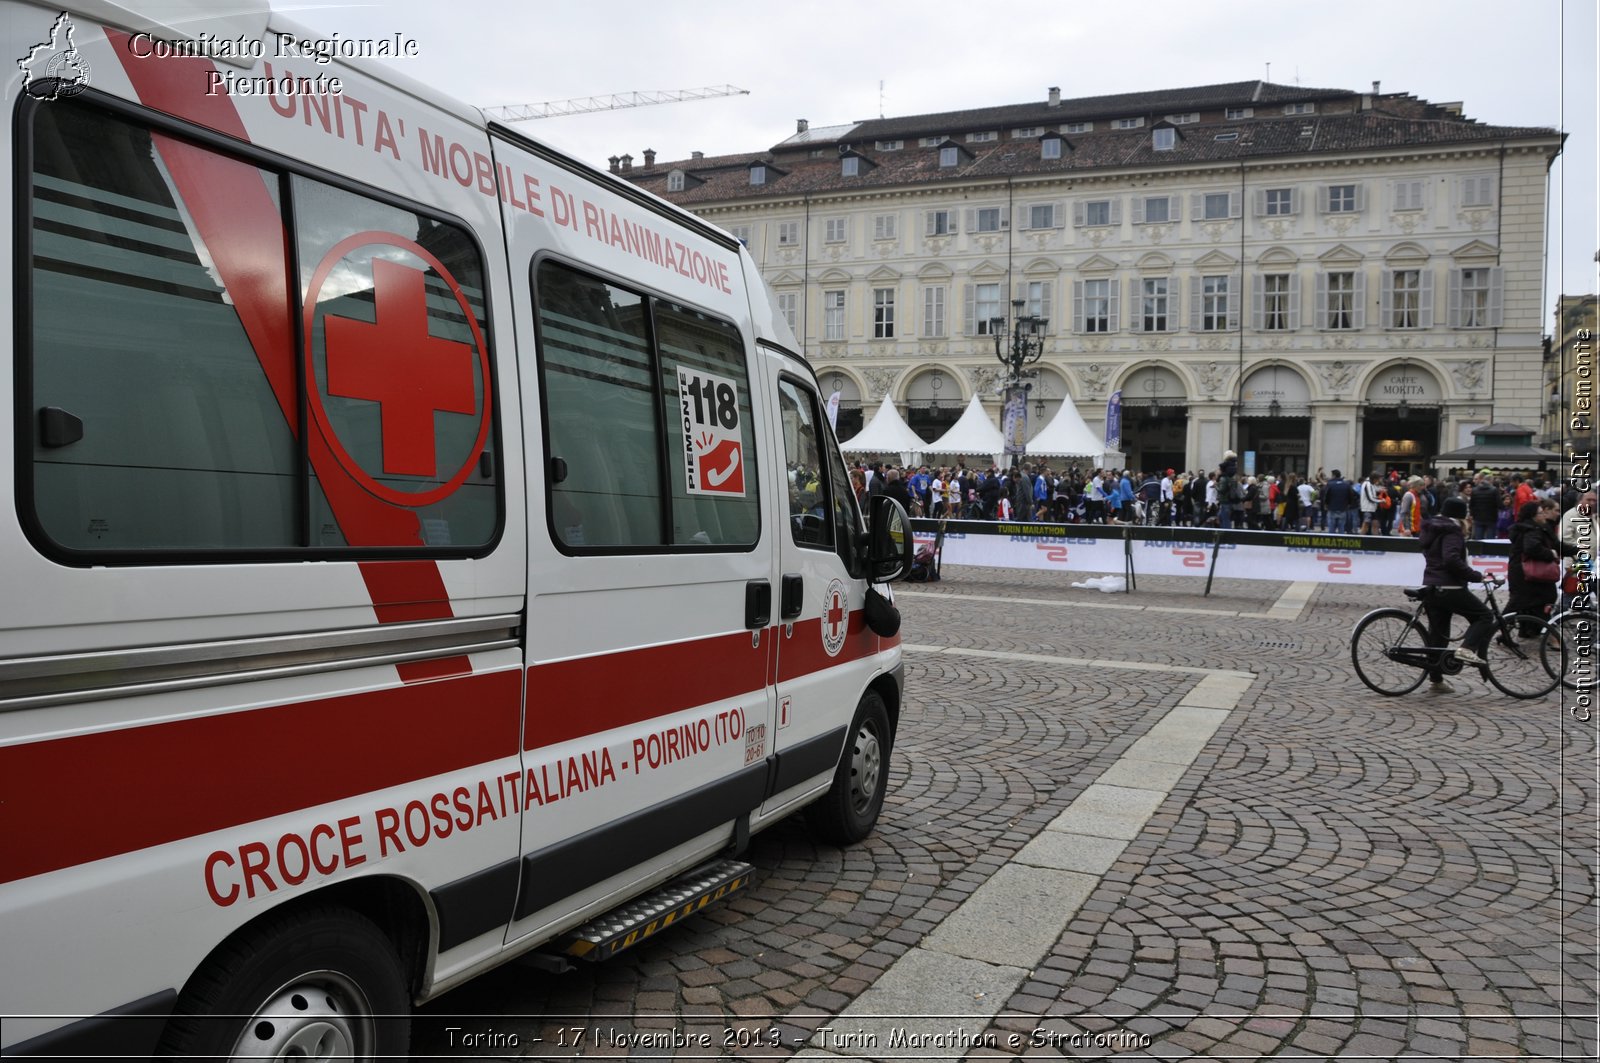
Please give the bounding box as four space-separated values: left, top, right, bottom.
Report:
991 298 1048 464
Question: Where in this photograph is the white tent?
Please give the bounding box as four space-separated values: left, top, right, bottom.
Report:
839 394 926 461
924 394 1005 460
1025 399 1109 462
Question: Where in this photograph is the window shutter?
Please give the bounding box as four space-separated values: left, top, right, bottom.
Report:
1129 278 1143 332
1317 186 1330 213
1108 278 1120 332
1189 276 1201 331
1132 197 1145 224
1040 283 1053 324
1072 281 1085 333
1190 193 1203 219
1253 189 1266 217
1447 270 1462 327
1168 279 1180 332
1052 202 1065 228
1354 184 1367 212
1380 271 1394 326
964 283 976 336
1170 196 1183 222
1488 266 1503 327
1352 271 1367 329
1419 269 1434 328
1109 200 1122 225
1288 273 1301 330
965 208 977 233
1228 191 1242 219
1290 188 1301 215
1226 274 1240 331
1252 274 1266 330
1000 206 1010 230
923 211 935 236
1315 273 1330 329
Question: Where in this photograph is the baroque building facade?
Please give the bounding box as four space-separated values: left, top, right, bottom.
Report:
621 80 1563 475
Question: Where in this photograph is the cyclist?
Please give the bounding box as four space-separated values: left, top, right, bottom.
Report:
1419 495 1494 692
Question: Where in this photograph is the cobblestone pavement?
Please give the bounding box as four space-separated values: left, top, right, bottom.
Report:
412 568 1598 1061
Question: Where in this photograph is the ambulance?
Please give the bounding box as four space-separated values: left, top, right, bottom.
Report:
0 2 913 1056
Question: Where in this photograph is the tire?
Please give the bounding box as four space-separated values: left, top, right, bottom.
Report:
1484 615 1564 699
1551 610 1599 693
1350 608 1430 696
807 691 892 845
159 907 410 1062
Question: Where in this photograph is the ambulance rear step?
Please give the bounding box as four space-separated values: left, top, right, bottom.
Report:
543 858 757 966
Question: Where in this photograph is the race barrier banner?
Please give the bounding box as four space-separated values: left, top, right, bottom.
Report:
910 518 1513 590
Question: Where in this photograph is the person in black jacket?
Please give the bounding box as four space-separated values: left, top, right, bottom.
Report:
1419 495 1493 691
1507 498 1575 635
1468 474 1503 541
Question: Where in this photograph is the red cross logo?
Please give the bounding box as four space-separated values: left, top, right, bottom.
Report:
826 590 848 637
324 258 476 478
303 233 492 509
821 579 849 657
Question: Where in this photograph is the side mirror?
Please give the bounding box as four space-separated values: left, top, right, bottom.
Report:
867 495 914 582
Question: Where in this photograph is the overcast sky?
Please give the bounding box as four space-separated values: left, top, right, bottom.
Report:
289 0 1597 316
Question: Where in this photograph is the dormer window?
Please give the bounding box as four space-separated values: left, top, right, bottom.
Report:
939 145 959 168
667 169 685 192
749 164 766 186
1153 127 1176 151
1041 135 1063 160
842 156 860 177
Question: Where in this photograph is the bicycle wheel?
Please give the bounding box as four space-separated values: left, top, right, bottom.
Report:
1351 608 1430 696
1550 610 1599 693
1484 615 1563 699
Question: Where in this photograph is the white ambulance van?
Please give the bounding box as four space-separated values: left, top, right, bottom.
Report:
0 2 913 1056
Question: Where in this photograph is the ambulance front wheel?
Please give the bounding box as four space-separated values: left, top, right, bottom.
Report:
807 691 891 845
159 906 410 1062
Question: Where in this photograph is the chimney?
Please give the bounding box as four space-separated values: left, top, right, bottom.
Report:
607 155 620 174
1048 86 1061 108
643 148 656 167
1372 80 1381 95
797 118 809 134
692 150 704 160
619 153 633 171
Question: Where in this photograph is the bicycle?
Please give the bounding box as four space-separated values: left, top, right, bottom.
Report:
1548 576 1599 693
1350 577 1565 699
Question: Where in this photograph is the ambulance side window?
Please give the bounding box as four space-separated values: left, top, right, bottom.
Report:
777 379 832 549
534 260 759 552
22 100 501 559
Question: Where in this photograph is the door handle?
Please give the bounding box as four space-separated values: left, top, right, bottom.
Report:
780 574 804 621
745 581 771 629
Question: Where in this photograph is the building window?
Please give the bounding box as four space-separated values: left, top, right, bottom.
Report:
1041 136 1062 160
1324 184 1361 213
1385 269 1427 328
1225 107 1253 119
1013 127 1042 138
1260 274 1293 331
875 139 903 151
972 282 1001 335
1199 275 1233 331
824 290 846 340
1393 180 1424 211
873 214 898 240
824 218 847 243
873 288 895 339
1140 277 1170 332
1283 102 1316 115
1075 278 1116 333
1112 117 1145 129
1152 128 1176 151
1078 199 1118 227
1202 192 1233 220
1452 267 1502 328
728 225 751 246
777 291 798 332
1166 112 1199 124
778 221 799 246
974 206 1005 233
1064 121 1093 133
1262 187 1296 216
1022 279 1052 322
841 156 860 177
1028 203 1057 229
1461 174 1495 208
925 209 955 236
923 285 946 338
966 130 998 143
939 146 959 167
919 136 946 147
1140 196 1172 223
749 165 766 186
1320 271 1359 330
667 170 685 191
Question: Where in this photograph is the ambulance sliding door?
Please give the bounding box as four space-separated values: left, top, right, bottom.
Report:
496 135 779 943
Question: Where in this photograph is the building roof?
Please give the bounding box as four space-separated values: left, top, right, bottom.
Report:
618 80 1562 206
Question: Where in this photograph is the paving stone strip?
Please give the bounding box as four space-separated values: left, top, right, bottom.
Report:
899 579 1319 622
797 651 1253 1061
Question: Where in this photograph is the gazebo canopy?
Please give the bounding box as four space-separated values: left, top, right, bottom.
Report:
1025 399 1106 461
838 394 926 456
1434 423 1562 469
923 394 1004 457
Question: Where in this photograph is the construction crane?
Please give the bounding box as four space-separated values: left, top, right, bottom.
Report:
484 85 749 122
